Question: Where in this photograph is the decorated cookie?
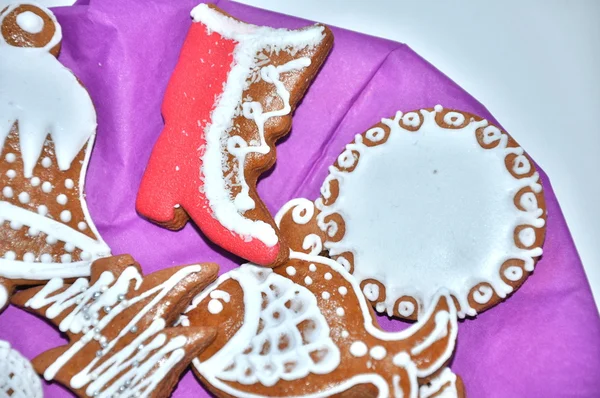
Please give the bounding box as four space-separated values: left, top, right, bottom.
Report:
419 368 465 398
136 4 334 267
0 339 43 398
11 255 219 398
0 2 110 311
276 106 546 320
183 250 461 397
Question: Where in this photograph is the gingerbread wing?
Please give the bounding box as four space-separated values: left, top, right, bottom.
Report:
11 255 219 398
0 3 110 311
136 4 333 267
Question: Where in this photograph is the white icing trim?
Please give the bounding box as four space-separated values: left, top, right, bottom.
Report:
418 368 459 398
315 107 545 318
0 3 97 177
190 4 325 247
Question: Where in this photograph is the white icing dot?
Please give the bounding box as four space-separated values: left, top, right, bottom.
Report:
78 222 88 231
46 235 57 245
10 220 22 230
363 283 380 301
4 251 16 260
5 153 16 163
41 157 52 168
443 111 466 126
41 181 52 193
473 285 494 304
2 186 13 198
30 177 41 187
16 11 45 34
60 210 72 222
208 299 224 314
27 228 39 236
402 112 420 127
81 252 91 261
23 252 35 262
37 205 48 216
341 330 349 338
309 263 317 272
321 292 330 300
370 346 387 360
398 301 415 317
504 265 524 282
375 302 386 313
338 286 348 296
304 276 312 285
336 307 345 316
18 192 30 204
6 169 16 179
324 272 332 280
65 179 74 189
40 253 53 263
64 243 75 252
434 104 444 112
349 341 368 357
56 194 68 205
285 266 296 276
61 254 72 263
518 227 536 248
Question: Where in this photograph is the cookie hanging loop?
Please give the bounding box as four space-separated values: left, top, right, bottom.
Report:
0 3 62 56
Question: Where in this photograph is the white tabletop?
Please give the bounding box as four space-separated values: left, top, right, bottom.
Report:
38 0 600 312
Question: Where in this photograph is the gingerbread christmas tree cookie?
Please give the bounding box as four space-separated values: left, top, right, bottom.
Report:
11 255 219 398
0 2 110 311
276 106 546 320
136 4 334 267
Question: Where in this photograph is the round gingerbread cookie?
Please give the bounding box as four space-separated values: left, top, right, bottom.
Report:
311 106 546 319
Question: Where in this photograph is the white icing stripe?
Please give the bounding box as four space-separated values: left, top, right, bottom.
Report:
0 259 91 280
25 265 201 396
191 4 325 247
418 368 458 398
0 201 110 256
0 3 96 177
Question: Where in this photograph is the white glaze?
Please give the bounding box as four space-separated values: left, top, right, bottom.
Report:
191 4 325 247
315 107 545 318
15 10 44 34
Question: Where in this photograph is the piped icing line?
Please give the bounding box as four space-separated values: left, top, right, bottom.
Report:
314 106 545 318
418 368 459 398
188 250 457 398
25 265 201 396
0 3 97 178
190 263 341 388
274 198 323 255
191 3 325 247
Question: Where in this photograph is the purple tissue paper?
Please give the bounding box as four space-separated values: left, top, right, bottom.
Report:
1 0 599 397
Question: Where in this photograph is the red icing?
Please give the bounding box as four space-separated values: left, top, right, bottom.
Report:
136 23 280 265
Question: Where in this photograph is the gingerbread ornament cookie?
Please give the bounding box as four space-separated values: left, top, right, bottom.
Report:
183 251 461 398
0 340 43 398
277 107 546 320
0 3 110 311
11 255 219 398
136 4 333 267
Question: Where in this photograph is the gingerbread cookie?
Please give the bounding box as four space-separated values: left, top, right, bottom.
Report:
183 251 460 397
276 106 546 320
136 4 333 267
11 255 219 397
0 339 43 398
0 2 110 311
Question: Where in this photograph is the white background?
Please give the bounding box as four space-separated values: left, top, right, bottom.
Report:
39 0 600 312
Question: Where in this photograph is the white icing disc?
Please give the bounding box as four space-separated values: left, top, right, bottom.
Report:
315 106 546 319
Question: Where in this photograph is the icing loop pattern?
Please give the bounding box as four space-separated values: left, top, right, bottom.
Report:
312 106 546 319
